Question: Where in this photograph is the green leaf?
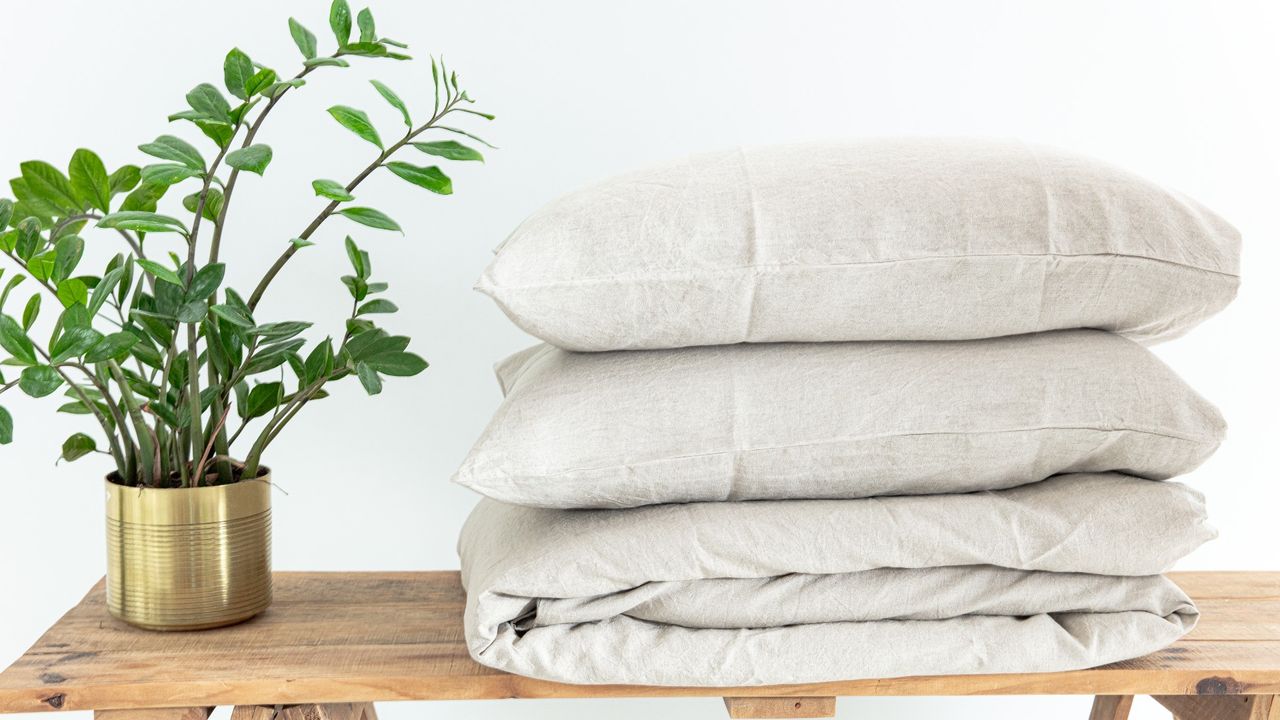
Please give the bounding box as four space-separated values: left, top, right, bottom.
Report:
304 338 335 383
303 57 349 68
55 279 88 308
119 182 168 213
19 161 80 214
263 78 307 97
249 321 311 340
210 303 254 327
243 381 284 419
356 8 376 42
88 266 124 316
19 365 62 397
60 433 96 462
107 165 141 197
141 163 203 186
0 198 12 232
368 79 410 127
385 162 452 195
226 145 273 175
29 251 55 282
223 47 255 100
135 258 185 287
341 275 367 301
187 263 225 300
312 179 355 202
100 211 187 235
0 316 37 364
175 299 208 323
342 42 387 57
365 351 428 376
21 294 40 330
0 275 24 313
355 361 381 395
15 218 41 261
245 68 279 97
344 236 367 277
289 237 315 249
337 206 400 232
182 187 224 221
329 0 352 46
68 149 111 212
52 235 84 284
197 120 236 149
327 105 382 149
411 140 484 163
186 83 232 124
244 338 306 375
288 17 318 59
51 326 102 363
356 298 397 315
139 135 205 171
84 331 138 363
0 405 11 444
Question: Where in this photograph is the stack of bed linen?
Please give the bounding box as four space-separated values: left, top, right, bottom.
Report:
453 139 1240 686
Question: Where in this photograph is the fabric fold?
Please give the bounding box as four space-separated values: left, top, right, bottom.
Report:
459 473 1212 686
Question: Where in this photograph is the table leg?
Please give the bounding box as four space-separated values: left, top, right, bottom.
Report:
1090 695 1135 720
722 696 836 718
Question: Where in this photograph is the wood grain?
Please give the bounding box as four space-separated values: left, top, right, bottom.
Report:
93 708 212 720
723 696 836 718
1153 694 1280 720
1088 695 1133 720
0 571 1277 713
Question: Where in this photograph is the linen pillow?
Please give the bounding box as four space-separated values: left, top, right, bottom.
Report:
477 139 1240 351
453 330 1225 508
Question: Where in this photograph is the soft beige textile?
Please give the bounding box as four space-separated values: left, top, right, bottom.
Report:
478 139 1240 351
453 330 1224 508
459 473 1210 686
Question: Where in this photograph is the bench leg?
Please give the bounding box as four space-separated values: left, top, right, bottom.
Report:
1152 695 1279 720
232 704 377 720
95 709 213 720
1090 695 1135 720
723 696 836 718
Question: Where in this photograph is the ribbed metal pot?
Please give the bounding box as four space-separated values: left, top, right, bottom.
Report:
104 474 272 631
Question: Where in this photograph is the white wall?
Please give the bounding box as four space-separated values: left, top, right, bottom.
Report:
1 2 1277 719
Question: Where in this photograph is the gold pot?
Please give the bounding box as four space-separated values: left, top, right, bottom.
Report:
104 473 272 631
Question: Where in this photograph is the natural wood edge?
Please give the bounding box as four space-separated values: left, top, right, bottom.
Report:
1153 694 1280 720
723 696 836 718
94 708 213 720
230 706 278 720
1088 695 1134 720
277 704 377 720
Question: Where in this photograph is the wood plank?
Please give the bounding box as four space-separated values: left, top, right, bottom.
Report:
278 704 372 720
0 572 1277 713
1088 695 1133 720
723 696 836 718
94 709 212 720
1153 694 1279 720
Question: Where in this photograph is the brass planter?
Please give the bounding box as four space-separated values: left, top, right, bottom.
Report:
105 474 272 631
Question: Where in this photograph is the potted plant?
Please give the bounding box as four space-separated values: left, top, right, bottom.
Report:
0 0 494 631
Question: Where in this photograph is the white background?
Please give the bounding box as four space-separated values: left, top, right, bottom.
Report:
2 1 1277 719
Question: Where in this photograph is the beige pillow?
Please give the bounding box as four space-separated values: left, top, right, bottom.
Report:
453 330 1225 508
478 139 1240 351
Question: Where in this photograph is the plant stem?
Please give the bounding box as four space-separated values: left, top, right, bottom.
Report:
208 66 316 265
37 352 127 473
105 360 158 485
245 97 463 311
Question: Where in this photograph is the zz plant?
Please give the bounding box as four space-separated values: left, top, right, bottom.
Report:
0 1 494 486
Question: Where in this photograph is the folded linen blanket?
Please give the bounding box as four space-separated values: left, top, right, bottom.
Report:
459 473 1212 686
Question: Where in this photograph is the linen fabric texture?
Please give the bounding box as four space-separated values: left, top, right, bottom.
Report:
453 330 1225 508
477 139 1240 351
459 473 1212 686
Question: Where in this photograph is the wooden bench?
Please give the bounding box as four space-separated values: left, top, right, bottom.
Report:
0 571 1276 719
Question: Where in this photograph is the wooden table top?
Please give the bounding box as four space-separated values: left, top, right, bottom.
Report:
0 571 1277 713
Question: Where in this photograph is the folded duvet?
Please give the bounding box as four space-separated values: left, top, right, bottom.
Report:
459 473 1213 686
